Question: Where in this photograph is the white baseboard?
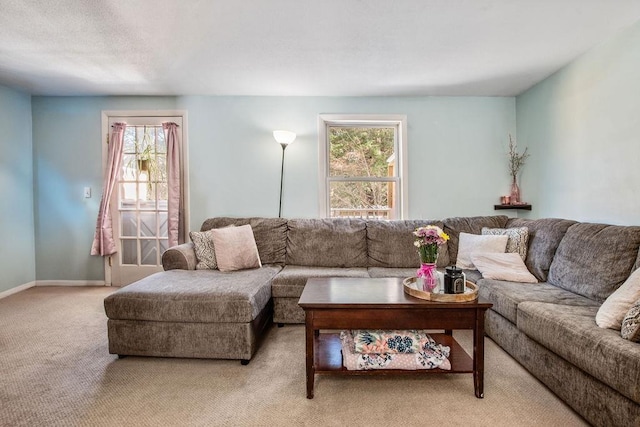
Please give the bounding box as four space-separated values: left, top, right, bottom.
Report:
0 281 36 299
35 280 107 287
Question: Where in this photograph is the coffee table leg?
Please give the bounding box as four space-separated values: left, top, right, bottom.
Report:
305 313 315 399
473 309 485 398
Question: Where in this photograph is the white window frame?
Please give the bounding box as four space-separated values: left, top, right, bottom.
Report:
318 114 408 219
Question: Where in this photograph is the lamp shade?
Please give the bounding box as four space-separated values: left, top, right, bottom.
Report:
273 130 296 146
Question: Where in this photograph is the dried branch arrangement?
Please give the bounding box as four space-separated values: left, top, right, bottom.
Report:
508 134 529 179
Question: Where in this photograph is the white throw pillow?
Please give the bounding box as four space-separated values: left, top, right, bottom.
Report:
211 224 262 272
596 268 640 330
456 232 508 269
471 252 538 283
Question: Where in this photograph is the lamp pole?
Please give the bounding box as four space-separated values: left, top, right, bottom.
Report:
278 143 287 218
273 130 296 218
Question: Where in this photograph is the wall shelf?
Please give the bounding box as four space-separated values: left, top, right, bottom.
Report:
494 204 532 211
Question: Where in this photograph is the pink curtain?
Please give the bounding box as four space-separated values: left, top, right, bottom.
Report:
91 123 126 256
164 122 183 247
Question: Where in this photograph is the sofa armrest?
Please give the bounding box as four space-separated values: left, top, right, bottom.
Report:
162 242 197 270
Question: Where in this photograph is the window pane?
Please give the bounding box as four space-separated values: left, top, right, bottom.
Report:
329 181 395 219
121 239 137 265
159 239 168 254
123 128 136 153
140 212 157 237
155 127 166 153
119 183 136 209
140 239 157 265
158 212 168 237
329 127 395 178
121 211 137 237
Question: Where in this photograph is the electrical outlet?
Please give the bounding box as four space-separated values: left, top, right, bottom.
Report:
84 187 91 198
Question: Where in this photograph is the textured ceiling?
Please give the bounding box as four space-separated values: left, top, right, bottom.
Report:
1 0 639 96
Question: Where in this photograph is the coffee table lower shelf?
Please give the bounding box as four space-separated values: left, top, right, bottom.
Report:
314 333 473 375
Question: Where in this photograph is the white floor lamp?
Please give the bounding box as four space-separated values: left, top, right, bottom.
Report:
273 130 296 218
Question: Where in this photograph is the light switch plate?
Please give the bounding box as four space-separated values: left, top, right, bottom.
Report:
84 187 91 198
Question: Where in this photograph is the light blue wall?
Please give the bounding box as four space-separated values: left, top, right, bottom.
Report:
516 21 640 225
0 85 35 293
31 97 179 281
178 96 516 229
31 95 515 281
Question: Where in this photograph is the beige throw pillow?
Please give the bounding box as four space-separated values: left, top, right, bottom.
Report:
596 268 640 330
482 227 529 261
471 252 538 283
189 229 217 270
456 233 508 270
211 224 262 272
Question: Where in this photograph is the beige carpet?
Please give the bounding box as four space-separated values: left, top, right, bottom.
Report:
0 286 588 427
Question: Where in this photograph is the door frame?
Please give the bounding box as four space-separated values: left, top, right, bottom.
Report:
100 110 190 286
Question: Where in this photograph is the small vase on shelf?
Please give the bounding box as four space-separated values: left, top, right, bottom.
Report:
510 177 520 205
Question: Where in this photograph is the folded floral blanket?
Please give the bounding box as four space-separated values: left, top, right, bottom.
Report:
340 331 451 371
351 329 425 354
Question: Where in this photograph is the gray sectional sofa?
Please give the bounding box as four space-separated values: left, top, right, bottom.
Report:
104 215 640 427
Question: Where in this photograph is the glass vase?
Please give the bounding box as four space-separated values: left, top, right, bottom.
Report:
416 263 438 292
510 177 520 205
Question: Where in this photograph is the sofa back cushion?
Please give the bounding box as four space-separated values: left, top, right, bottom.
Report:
548 222 640 302
442 216 509 264
286 218 367 267
200 217 287 265
366 220 450 268
506 217 577 281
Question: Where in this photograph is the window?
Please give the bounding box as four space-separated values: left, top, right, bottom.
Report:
319 115 407 219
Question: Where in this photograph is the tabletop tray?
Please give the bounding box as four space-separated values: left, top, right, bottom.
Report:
403 277 478 302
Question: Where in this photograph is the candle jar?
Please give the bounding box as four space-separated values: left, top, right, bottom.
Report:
444 266 466 294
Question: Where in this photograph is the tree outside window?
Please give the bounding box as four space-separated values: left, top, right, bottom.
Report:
320 115 407 219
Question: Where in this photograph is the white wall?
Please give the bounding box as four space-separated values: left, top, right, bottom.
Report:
0 85 35 293
516 20 640 225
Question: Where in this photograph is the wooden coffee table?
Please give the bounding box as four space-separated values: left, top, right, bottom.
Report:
298 277 492 399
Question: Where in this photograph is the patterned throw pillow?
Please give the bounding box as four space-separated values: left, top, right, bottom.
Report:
189 230 217 270
621 299 640 342
482 227 529 261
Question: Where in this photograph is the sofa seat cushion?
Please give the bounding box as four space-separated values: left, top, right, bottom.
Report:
366 220 450 268
461 269 490 284
367 268 482 284
517 301 640 404
478 279 599 324
271 265 369 298
104 267 281 323
367 267 420 279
